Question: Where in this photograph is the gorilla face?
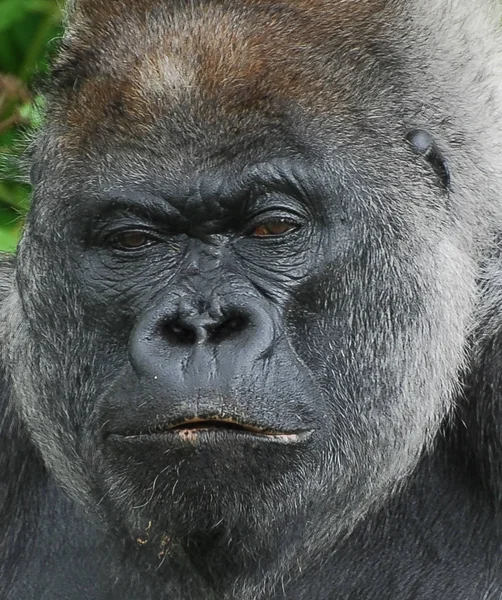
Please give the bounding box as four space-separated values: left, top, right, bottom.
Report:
10 147 474 573
5 0 479 582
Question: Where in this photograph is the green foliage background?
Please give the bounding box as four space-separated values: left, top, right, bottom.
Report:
0 0 62 252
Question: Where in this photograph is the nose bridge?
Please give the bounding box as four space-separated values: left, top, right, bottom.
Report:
178 263 224 307
183 239 224 282
177 244 245 324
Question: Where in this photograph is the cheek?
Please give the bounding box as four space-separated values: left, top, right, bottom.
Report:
73 266 164 346
287 239 475 453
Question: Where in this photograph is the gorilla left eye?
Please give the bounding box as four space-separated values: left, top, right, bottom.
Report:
109 230 156 251
250 221 298 237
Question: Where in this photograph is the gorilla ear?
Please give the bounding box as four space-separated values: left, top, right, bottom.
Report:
406 129 450 190
459 265 502 502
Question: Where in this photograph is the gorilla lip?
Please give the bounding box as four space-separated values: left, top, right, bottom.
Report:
110 417 310 443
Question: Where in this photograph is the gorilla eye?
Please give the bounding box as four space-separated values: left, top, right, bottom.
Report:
251 221 298 238
109 230 156 251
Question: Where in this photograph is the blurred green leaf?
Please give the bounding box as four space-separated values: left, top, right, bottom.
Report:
0 181 30 211
19 95 46 128
0 0 61 252
0 204 22 250
0 0 57 33
0 226 20 252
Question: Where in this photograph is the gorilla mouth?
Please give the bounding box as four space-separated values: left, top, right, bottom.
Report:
113 417 309 443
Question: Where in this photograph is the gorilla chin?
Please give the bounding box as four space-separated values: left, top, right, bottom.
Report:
93 408 321 580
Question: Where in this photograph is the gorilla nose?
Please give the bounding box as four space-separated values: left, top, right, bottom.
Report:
129 294 277 386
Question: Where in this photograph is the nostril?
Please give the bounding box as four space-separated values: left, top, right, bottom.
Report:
158 308 250 346
209 314 249 343
162 321 198 345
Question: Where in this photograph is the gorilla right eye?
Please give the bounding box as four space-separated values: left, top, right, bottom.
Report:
250 220 299 237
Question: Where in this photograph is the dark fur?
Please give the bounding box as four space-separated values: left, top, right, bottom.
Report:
1 0 502 598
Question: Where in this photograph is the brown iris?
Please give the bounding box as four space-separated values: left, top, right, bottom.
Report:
112 231 152 250
251 221 297 237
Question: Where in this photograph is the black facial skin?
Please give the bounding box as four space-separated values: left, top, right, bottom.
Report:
79 163 327 574
1 1 502 599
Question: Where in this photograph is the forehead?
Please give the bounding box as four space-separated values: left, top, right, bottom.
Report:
48 0 396 161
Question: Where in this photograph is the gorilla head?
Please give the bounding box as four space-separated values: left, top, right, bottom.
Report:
2 0 502 596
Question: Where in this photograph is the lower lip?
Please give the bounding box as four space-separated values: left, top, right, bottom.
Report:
107 427 312 445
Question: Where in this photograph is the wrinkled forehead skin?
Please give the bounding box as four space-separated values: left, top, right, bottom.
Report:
48 0 398 160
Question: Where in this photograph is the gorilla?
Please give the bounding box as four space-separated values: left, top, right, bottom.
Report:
1 0 502 598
